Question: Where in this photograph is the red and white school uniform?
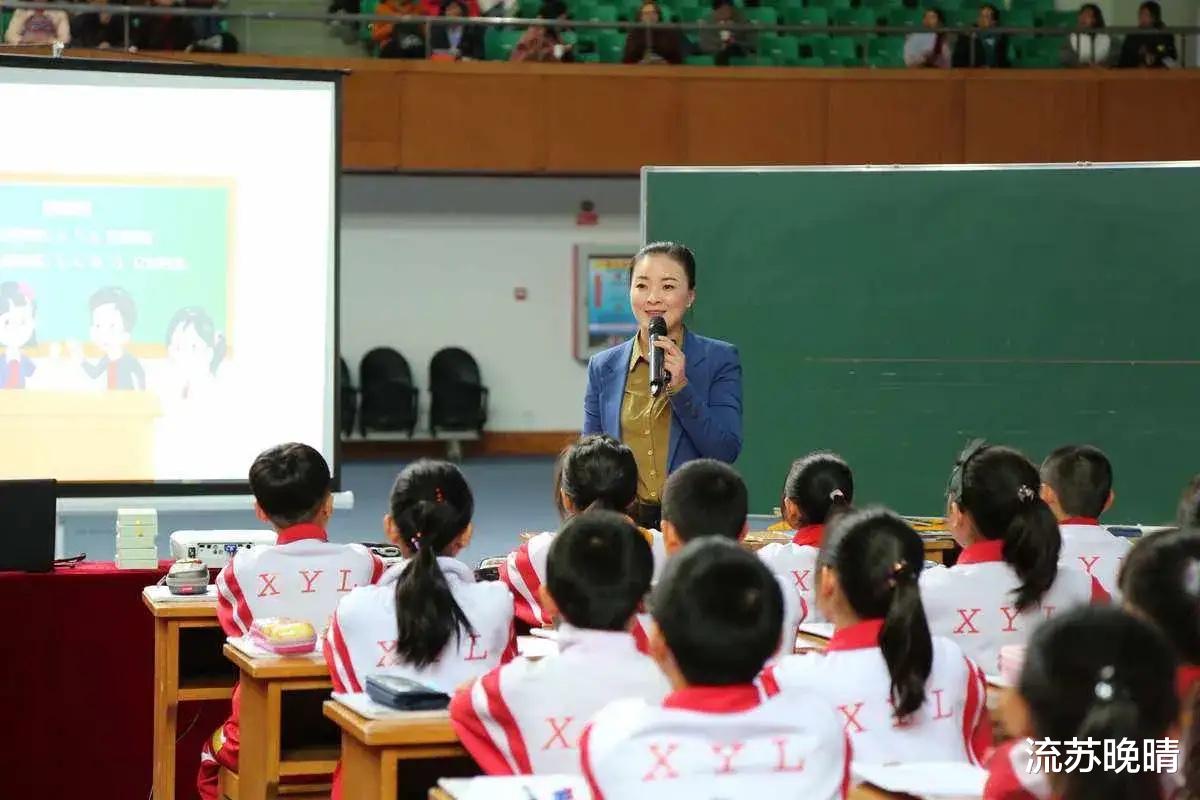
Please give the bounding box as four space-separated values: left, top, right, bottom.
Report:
580 684 851 800
1058 518 1130 599
198 524 385 800
920 539 1105 674
323 556 516 695
983 740 1050 800
450 623 670 775
759 618 992 766
756 524 826 625
501 527 667 627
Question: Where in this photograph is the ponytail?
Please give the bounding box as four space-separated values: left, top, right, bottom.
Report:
955 445 1061 613
821 508 933 720
389 460 475 669
560 434 638 516
783 451 854 525
1062 683 1162 800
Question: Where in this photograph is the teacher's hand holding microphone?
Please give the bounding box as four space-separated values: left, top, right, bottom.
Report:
582 242 743 529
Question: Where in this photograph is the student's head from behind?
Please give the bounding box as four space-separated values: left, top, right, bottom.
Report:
817 508 932 718
0 281 36 350
781 450 854 530
1118 527 1200 666
249 443 333 530
628 241 696 337
977 2 998 27
541 510 654 631
922 7 944 28
1039 444 1114 522
559 434 638 518
1177 475 1200 528
649 538 783 688
166 306 225 378
1078 2 1104 28
947 440 1061 613
1139 0 1162 28
89 286 136 353
1008 605 1178 799
387 460 477 668
660 458 748 554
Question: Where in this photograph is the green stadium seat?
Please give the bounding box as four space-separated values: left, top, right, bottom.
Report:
596 29 626 61
945 8 974 27
796 34 830 60
833 7 878 29
1040 10 1076 30
575 51 602 61
518 0 541 16
826 35 861 65
867 36 904 67
360 0 378 43
936 0 962 8
677 4 706 22
809 0 851 9
1004 9 1036 30
761 34 801 65
785 6 829 29
861 0 901 9
795 55 826 67
887 8 923 28
685 54 716 65
589 4 619 21
484 28 525 59
1014 35 1064 67
619 0 641 20
743 6 778 26
1010 0 1054 12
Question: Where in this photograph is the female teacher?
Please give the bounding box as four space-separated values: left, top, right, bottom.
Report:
582 241 743 529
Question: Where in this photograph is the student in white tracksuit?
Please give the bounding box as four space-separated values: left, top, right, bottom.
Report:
757 450 856 625
581 538 850 800
921 442 1104 675
322 459 515 800
760 508 992 766
452 511 669 775
500 434 666 628
1039 444 1129 598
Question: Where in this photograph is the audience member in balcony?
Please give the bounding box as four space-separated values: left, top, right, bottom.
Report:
429 0 486 59
420 0 481 17
133 0 198 51
700 0 754 66
623 1 683 64
951 2 1008 68
904 7 951 68
375 0 427 57
1061 3 1111 67
1118 0 1177 68
72 0 127 49
4 6 71 45
510 0 574 62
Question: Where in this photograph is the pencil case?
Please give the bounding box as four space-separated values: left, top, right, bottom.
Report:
250 617 317 655
165 559 209 595
365 674 451 711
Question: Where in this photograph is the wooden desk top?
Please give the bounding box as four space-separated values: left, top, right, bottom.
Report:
142 587 219 619
742 530 957 553
323 699 460 747
222 643 330 680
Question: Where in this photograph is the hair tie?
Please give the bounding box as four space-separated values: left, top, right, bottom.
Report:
1016 485 1036 503
1185 560 1200 598
434 487 445 504
1094 664 1116 702
412 530 424 550
829 489 846 502
886 560 911 588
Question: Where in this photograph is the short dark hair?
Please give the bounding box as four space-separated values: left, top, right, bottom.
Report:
560 434 638 515
1079 2 1105 27
783 451 854 525
630 242 696 290
1140 0 1163 25
980 2 1000 22
248 443 332 528
652 537 782 685
1040 445 1113 519
925 6 945 25
1118 527 1200 664
546 511 654 631
89 286 137 330
661 459 747 542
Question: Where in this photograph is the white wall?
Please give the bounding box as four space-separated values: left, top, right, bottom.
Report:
339 175 640 432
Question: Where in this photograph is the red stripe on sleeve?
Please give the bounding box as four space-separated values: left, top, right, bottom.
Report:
219 564 255 637
513 545 546 626
962 657 993 765
578 722 606 800
369 554 386 584
631 618 650 655
329 612 362 694
500 621 518 665
449 674 516 776
322 624 347 694
840 733 852 799
1089 576 1111 604
499 548 538 627
481 668 532 774
759 665 781 698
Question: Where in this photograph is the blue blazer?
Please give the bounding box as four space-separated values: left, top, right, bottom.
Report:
583 330 743 472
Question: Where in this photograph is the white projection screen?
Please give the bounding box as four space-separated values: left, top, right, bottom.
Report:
0 58 340 495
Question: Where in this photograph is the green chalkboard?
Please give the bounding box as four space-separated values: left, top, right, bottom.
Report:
644 165 1200 523
0 180 230 348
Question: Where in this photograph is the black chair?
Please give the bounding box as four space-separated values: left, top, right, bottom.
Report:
358 347 418 437
429 347 488 436
339 357 359 437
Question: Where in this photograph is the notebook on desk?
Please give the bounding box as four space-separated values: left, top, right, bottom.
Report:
0 479 56 573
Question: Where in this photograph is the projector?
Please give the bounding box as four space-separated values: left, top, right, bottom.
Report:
170 530 277 569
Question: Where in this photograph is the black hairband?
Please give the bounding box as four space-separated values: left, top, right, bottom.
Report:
947 438 988 501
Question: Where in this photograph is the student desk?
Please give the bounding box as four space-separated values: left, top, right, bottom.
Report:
222 644 337 800
429 782 915 799
744 530 959 564
324 699 470 800
144 588 238 800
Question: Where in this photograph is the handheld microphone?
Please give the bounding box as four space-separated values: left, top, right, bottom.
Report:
648 315 669 397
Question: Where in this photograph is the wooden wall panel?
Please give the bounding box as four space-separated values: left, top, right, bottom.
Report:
680 73 828 165
964 75 1099 164
542 73 682 172
826 77 964 165
1098 77 1200 162
341 70 404 170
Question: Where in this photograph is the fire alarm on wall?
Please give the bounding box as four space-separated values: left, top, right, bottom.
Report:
576 200 599 226
514 287 528 301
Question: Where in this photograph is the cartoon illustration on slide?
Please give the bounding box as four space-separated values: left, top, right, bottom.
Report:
0 281 36 389
165 306 225 401
77 286 146 391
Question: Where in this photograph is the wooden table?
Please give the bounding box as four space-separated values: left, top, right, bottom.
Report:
430 781 911 799
143 588 236 800
325 699 468 800
222 644 337 800
744 530 959 565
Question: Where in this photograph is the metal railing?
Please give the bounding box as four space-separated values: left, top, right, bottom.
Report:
0 0 1197 66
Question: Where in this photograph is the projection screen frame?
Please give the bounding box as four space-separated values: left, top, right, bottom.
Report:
0 55 344 497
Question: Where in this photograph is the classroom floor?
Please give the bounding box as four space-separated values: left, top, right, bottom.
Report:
60 456 561 565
